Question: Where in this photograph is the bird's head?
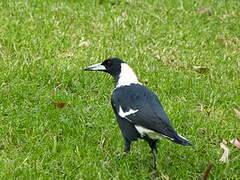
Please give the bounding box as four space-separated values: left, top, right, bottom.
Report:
84 57 139 86
84 58 124 77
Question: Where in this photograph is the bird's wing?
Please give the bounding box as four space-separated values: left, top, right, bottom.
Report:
111 84 178 139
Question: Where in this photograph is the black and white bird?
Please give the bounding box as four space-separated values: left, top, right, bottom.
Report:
84 58 194 169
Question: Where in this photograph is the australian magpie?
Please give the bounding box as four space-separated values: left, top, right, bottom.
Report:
84 58 194 169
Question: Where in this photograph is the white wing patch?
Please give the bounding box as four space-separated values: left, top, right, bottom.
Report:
135 125 155 135
135 125 174 140
118 106 139 119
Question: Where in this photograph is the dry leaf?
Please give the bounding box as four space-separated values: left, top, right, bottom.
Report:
53 102 66 108
234 109 240 116
201 162 213 180
66 52 74 57
121 12 127 17
162 57 170 65
143 79 149 85
58 51 74 58
159 173 169 180
219 139 230 163
162 57 175 66
192 66 208 73
230 139 240 149
155 55 161 59
221 13 236 20
198 128 206 135
222 139 227 144
79 41 90 47
198 104 211 116
198 8 211 15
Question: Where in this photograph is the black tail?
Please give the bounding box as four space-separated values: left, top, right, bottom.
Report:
172 134 195 146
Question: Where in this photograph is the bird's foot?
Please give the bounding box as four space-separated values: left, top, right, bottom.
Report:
124 148 130 153
148 167 159 179
115 150 129 160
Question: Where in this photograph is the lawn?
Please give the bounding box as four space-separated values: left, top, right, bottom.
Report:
0 0 239 179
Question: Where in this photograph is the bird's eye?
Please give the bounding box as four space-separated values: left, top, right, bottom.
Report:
106 60 112 66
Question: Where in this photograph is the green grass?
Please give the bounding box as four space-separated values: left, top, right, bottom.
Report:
0 0 240 179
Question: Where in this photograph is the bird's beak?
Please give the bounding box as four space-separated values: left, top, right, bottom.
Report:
84 63 106 71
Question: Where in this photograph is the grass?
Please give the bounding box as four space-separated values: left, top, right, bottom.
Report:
0 0 240 179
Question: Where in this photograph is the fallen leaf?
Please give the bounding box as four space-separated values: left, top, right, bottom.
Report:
218 37 240 47
159 173 169 180
219 139 230 163
192 66 209 73
209 137 217 145
234 109 240 116
201 162 213 180
66 52 74 57
121 12 127 17
222 139 227 144
57 51 74 58
198 104 212 116
198 8 211 15
161 57 177 66
79 41 90 47
162 57 170 65
198 128 206 135
221 13 236 20
230 139 240 149
52 102 66 108
155 55 161 59
143 79 149 85
160 56 191 71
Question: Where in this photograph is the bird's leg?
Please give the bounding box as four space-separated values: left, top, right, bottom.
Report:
116 138 131 160
144 136 158 169
124 138 131 153
150 141 158 170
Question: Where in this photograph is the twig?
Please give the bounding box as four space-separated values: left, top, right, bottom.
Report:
201 162 213 180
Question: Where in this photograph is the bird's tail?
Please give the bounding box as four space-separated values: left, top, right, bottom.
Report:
172 133 195 146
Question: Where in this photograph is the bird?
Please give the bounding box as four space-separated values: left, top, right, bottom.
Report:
84 57 194 169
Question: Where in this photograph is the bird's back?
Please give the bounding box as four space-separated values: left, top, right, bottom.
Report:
112 84 194 146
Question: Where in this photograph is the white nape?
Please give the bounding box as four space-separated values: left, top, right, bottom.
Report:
119 106 138 119
135 125 174 140
116 63 141 88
